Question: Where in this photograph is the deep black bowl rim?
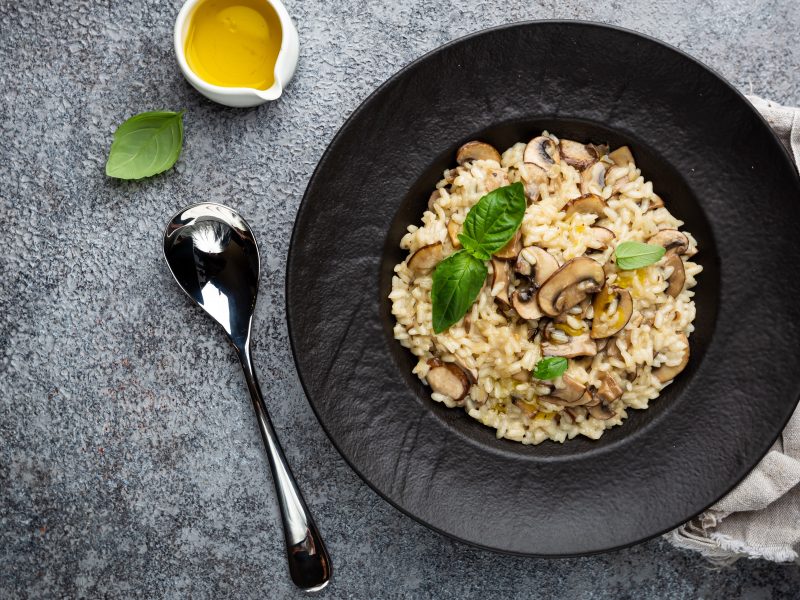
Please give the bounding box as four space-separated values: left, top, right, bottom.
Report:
285 19 800 557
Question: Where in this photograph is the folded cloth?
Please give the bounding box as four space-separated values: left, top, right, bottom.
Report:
665 95 800 564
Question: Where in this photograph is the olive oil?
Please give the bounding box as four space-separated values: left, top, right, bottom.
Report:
184 0 282 90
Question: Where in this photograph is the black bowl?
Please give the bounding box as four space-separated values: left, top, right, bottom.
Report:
286 21 800 555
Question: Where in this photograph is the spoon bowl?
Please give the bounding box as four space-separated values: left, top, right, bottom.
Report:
164 203 259 347
164 202 331 591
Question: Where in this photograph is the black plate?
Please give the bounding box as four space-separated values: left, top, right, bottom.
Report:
286 21 800 555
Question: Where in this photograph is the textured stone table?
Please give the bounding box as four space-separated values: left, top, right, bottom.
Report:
1 0 799 597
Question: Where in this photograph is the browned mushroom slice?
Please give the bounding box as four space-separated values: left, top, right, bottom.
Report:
564 194 606 218
490 258 511 307
540 375 588 407
427 361 472 401
544 390 594 408
583 389 601 407
537 257 604 317
663 254 686 298
580 162 606 195
515 246 560 287
407 242 443 272
511 287 544 320
520 162 549 185
587 402 616 420
596 372 624 403
485 168 510 192
513 397 538 416
559 139 598 170
494 230 522 259
524 136 560 171
447 220 461 248
590 143 610 158
653 334 690 383
542 327 597 358
591 285 634 339
608 145 634 167
588 226 615 251
648 229 689 255
456 141 501 165
648 193 665 211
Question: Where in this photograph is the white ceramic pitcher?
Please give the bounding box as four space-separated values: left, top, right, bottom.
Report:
174 0 299 108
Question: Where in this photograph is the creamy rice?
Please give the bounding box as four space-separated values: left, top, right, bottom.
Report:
390 133 701 444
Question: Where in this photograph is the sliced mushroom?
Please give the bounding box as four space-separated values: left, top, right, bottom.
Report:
456 141 501 165
608 146 634 167
653 334 690 383
485 168 510 192
559 139 598 171
663 254 686 298
511 287 543 320
647 193 665 211
426 361 472 401
447 220 461 248
513 397 538 416
648 229 689 256
542 324 597 358
540 375 588 407
564 194 606 218
580 162 606 195
587 402 616 420
537 257 605 317
596 373 623 403
520 162 549 185
591 285 633 338
587 226 615 251
515 246 560 287
524 136 560 172
407 242 443 273
494 230 522 259
490 258 511 306
543 389 593 408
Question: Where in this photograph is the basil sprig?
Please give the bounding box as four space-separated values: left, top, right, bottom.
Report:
615 241 666 270
458 183 527 260
431 251 488 333
106 111 184 180
431 182 526 333
533 357 568 380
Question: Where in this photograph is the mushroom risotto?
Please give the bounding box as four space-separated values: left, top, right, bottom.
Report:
389 134 701 444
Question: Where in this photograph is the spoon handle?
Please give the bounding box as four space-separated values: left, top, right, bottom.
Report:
237 345 332 591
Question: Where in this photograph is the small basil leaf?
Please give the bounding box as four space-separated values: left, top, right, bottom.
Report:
533 357 568 380
431 250 488 333
615 241 666 270
459 182 526 258
106 111 184 180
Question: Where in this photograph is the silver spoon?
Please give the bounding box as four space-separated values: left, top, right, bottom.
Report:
163 202 331 592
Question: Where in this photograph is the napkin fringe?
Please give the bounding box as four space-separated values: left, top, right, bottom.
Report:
667 528 799 565
708 532 798 564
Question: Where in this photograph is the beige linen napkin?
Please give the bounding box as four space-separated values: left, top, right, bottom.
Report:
665 96 800 564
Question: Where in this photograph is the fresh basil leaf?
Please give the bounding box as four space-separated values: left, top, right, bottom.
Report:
615 241 666 270
106 111 184 180
458 182 526 259
533 356 568 380
431 250 488 333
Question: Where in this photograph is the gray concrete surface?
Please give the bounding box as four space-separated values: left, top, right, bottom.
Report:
1 0 799 598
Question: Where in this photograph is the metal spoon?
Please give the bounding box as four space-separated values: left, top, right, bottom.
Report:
163 202 331 592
